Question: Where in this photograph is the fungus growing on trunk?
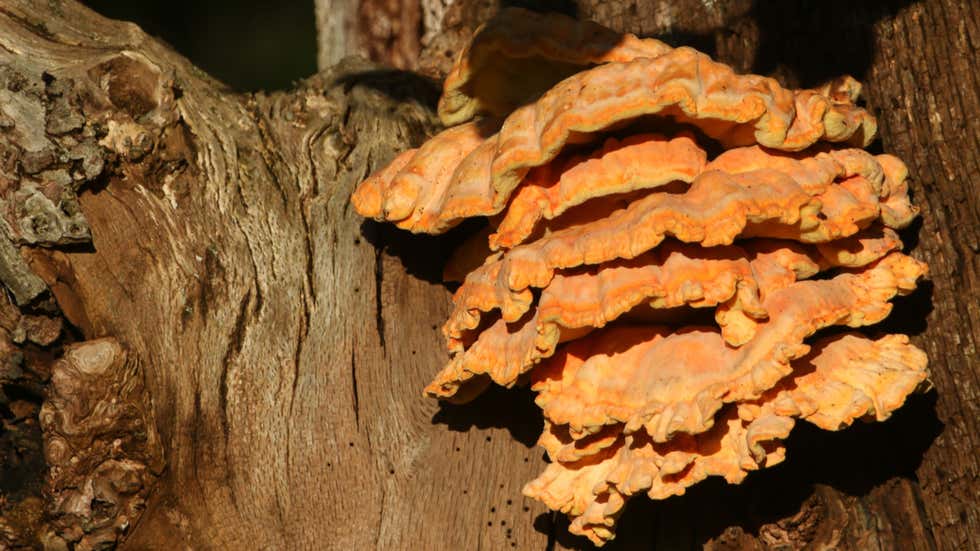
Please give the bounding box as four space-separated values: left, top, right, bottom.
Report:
351 8 930 545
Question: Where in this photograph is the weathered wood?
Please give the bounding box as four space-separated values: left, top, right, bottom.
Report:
315 0 449 72
315 0 360 68
0 0 974 549
0 1 558 547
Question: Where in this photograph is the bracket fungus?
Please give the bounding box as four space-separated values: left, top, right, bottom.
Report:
351 8 930 545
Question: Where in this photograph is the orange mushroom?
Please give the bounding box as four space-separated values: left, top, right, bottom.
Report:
349 8 929 546
530 253 925 441
353 38 877 235
462 168 895 300
489 133 707 250
439 7 673 126
350 120 493 231
524 332 928 545
429 234 910 400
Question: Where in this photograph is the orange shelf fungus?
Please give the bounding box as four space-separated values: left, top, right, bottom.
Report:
351 8 930 546
490 133 707 250
530 253 925 441
439 7 673 126
524 333 928 545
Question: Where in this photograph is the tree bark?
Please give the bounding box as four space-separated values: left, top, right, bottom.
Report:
0 0 975 550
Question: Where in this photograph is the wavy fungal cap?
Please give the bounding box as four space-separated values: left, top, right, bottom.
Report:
350 7 930 546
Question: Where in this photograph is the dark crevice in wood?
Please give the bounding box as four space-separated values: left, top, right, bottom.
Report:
219 288 251 443
374 246 387 352
376 485 387 548
298 200 319 310
351 347 360 427
244 96 291 209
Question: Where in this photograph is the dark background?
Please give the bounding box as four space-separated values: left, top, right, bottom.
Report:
81 0 318 91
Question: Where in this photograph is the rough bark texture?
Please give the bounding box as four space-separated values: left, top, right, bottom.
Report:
0 0 974 550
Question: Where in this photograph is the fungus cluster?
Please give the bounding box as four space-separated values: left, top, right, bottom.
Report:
352 8 929 545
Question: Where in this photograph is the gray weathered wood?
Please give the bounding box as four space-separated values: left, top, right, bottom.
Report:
315 0 360 69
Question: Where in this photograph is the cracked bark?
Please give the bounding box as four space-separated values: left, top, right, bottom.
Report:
0 0 974 549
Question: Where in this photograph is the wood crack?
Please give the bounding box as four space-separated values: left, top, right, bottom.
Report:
219 287 252 440
351 347 360 427
215 287 252 524
299 200 318 308
304 118 331 198
374 245 386 352
243 97 290 209
376 485 387 549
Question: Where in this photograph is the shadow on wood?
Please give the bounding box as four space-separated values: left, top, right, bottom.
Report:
432 385 544 448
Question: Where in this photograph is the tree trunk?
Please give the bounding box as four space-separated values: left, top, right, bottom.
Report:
0 0 975 549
